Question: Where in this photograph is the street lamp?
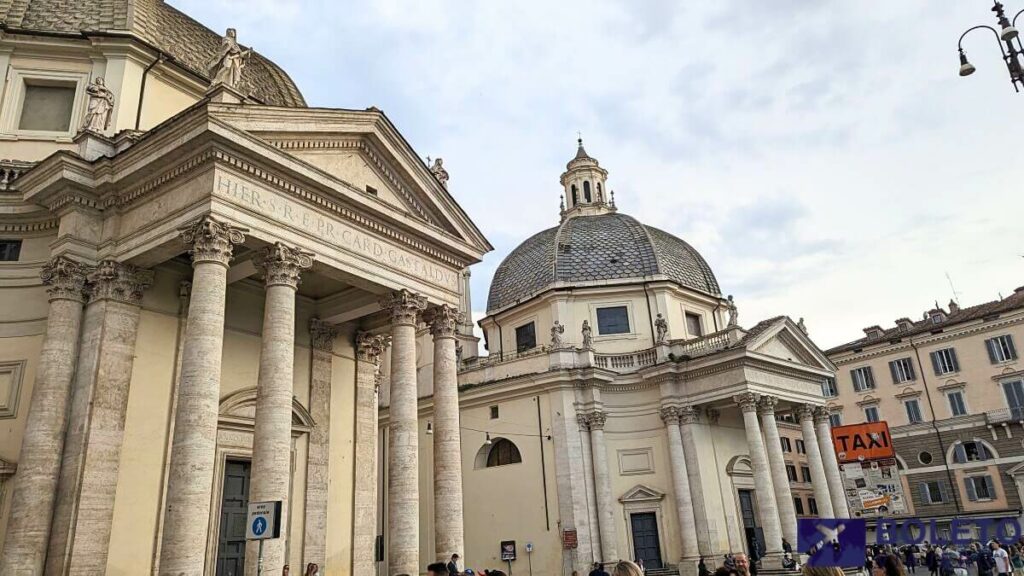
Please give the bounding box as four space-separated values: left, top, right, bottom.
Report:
958 1 1024 91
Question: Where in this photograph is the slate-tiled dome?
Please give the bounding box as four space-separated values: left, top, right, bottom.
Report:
486 212 720 313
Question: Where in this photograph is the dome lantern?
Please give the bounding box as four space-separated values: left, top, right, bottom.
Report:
559 138 613 220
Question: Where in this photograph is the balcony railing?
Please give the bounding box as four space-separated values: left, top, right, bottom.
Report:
670 330 733 359
593 348 657 371
0 160 34 191
986 407 1024 424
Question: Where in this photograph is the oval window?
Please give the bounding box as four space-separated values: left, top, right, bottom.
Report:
918 451 933 465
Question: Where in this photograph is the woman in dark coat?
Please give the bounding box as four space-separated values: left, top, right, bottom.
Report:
905 546 918 573
926 546 939 576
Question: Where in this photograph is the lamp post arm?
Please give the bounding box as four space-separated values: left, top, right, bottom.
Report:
959 24 1008 57
1012 8 1024 28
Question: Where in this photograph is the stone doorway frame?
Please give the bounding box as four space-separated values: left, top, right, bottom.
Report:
619 485 668 567
726 455 759 557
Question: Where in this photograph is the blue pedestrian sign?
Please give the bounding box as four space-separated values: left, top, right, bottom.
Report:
246 500 282 541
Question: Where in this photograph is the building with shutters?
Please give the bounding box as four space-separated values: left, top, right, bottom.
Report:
826 289 1024 536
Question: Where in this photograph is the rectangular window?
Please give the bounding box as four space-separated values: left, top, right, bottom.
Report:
930 348 960 375
889 357 916 383
515 322 536 352
0 240 21 262
1005 380 1024 420
793 497 805 515
947 391 968 417
786 464 798 482
987 335 1018 364
780 437 792 452
851 366 875 392
489 405 499 419
822 377 838 398
685 312 703 337
596 306 630 335
796 439 806 454
920 481 946 504
19 82 75 132
904 399 923 424
864 406 880 423
801 466 812 483
829 413 842 427
965 475 996 501
808 497 818 515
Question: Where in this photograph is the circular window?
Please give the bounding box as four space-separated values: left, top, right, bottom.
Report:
918 451 933 465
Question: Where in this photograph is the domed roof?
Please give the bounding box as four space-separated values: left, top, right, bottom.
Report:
487 212 720 313
0 0 305 107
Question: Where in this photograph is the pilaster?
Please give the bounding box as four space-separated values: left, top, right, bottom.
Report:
303 318 339 570
352 332 389 575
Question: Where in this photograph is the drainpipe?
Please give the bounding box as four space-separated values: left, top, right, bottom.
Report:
910 335 963 513
135 52 165 130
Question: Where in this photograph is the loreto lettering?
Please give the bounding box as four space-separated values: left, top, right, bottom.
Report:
216 175 458 291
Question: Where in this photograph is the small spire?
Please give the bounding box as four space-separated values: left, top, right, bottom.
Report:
559 194 565 212
610 189 616 207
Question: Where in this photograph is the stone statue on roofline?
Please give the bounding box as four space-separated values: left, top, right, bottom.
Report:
429 157 449 188
581 320 593 349
727 294 739 327
550 321 565 348
210 28 252 90
654 313 668 343
82 77 114 132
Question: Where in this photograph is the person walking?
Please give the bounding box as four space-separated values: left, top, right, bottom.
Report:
905 546 918 573
448 554 461 576
926 546 938 576
993 542 1011 576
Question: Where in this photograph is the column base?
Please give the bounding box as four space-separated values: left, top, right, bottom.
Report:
758 551 785 570
676 557 701 576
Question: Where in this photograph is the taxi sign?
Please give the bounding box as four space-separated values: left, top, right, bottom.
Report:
831 421 894 463
246 500 282 540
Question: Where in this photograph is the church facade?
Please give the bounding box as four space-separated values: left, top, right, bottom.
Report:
0 2 851 576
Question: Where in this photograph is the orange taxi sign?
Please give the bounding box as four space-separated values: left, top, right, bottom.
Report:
830 421 894 463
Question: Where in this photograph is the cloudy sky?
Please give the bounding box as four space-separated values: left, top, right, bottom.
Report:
179 0 1024 348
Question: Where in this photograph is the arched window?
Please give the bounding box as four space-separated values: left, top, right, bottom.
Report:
583 180 592 202
571 185 578 206
486 438 522 467
950 440 995 463
596 182 603 202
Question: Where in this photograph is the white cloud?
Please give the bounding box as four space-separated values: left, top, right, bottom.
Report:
175 0 1024 348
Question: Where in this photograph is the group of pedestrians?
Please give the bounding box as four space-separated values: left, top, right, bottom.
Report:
865 540 1024 576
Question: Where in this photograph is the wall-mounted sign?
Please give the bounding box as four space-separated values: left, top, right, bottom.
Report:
500 540 517 561
245 500 282 540
562 530 578 550
831 421 894 463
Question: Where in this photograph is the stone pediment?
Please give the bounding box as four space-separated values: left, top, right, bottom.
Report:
744 317 835 372
619 484 665 503
219 387 315 432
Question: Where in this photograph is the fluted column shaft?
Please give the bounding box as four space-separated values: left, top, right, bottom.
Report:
303 319 338 569
587 412 618 562
678 406 712 558
661 408 699 565
757 397 798 547
577 415 602 563
814 407 850 518
735 393 783 566
384 290 427 576
46 262 153 576
0 257 90 576
159 216 246 576
245 243 313 574
427 306 465 562
353 333 388 574
796 405 834 518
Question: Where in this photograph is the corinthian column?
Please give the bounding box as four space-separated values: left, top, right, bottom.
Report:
353 332 388 575
425 305 465 562
757 396 798 548
246 242 314 574
796 405 833 518
159 216 246 576
734 393 783 568
0 256 90 576
814 407 850 518
660 407 699 573
678 406 712 558
47 261 153 576
587 411 618 562
382 289 427 576
303 318 339 570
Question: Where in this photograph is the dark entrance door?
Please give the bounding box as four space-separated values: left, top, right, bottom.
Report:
738 489 765 563
216 460 251 576
630 512 663 569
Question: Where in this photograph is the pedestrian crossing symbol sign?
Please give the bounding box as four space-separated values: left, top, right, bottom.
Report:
246 500 282 540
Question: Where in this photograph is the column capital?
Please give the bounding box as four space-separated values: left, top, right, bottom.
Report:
309 318 339 352
812 405 832 424
757 395 779 416
424 304 464 339
734 392 760 413
40 255 91 303
179 215 247 266
576 412 590 431
795 404 817 423
356 331 391 363
87 260 153 305
660 406 680 425
705 407 721 425
254 242 314 288
380 289 427 326
679 405 700 424
587 411 607 430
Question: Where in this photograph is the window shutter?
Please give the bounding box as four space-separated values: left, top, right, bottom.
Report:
950 348 960 372
980 443 992 460
1008 336 1018 360
907 361 916 381
965 477 978 501
851 369 861 391
938 481 950 503
930 351 941 375
919 482 929 503
985 475 997 499
986 339 999 364
890 361 900 383
866 367 875 387
954 443 967 463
